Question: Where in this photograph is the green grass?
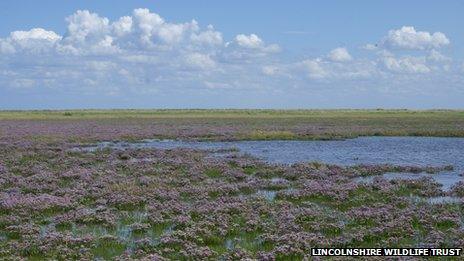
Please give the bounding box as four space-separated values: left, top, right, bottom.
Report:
0 109 461 120
245 130 297 140
2 109 464 141
204 168 222 178
243 166 258 175
91 237 126 259
435 219 458 230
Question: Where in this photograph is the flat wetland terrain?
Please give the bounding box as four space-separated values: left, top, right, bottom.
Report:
0 110 463 259
1 109 464 141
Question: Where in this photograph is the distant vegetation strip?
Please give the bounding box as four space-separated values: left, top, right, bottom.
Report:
0 109 463 141
0 109 463 120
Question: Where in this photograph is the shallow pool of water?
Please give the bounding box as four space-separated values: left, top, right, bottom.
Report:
411 196 463 204
83 136 464 189
355 172 459 190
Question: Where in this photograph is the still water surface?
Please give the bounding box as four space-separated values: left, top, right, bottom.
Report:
87 137 464 189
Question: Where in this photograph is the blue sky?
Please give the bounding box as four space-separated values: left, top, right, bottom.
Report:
0 1 463 109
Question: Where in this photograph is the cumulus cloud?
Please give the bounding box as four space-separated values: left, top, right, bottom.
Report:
235 34 263 48
0 28 61 54
0 8 232 58
382 56 430 74
0 8 280 61
328 47 352 62
0 40 15 54
427 49 451 62
230 34 280 53
112 16 133 37
261 65 292 78
381 26 449 50
190 25 223 46
0 11 462 101
298 57 377 81
301 59 328 79
0 8 284 94
65 10 110 45
10 28 61 43
184 53 216 70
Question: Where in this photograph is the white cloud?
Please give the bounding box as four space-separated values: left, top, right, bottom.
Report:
0 9 462 101
381 26 449 50
10 28 61 43
218 33 280 63
299 57 377 81
184 53 216 70
119 54 161 64
232 33 280 53
382 56 430 74
328 47 352 62
204 81 233 89
85 61 117 71
264 44 281 53
0 8 240 59
0 28 61 54
0 39 16 54
0 8 279 62
301 59 328 79
64 10 110 46
11 78 35 88
235 34 263 49
132 8 164 46
190 25 223 46
131 8 201 48
0 8 283 94
112 16 133 37
262 65 279 76
427 49 451 62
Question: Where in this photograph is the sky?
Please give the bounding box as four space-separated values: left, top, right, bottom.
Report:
0 0 463 109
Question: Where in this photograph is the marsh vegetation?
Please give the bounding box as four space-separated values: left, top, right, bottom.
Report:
0 110 463 259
